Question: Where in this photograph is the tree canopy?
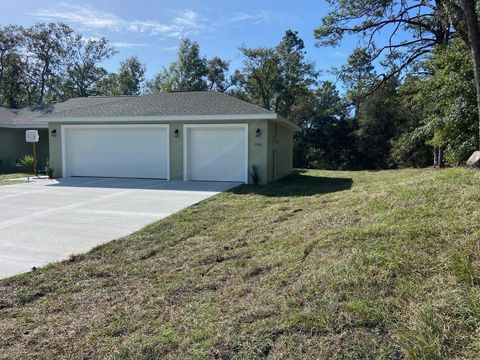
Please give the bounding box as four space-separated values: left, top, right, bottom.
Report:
1 15 479 170
146 38 233 93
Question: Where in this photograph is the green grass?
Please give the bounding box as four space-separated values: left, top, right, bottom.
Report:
0 173 28 186
1 168 480 359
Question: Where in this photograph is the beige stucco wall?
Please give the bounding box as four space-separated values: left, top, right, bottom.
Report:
48 122 62 177
0 128 49 173
266 121 276 183
265 121 295 182
48 119 279 184
274 122 294 180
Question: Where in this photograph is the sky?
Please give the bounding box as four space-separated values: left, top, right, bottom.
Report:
0 0 361 85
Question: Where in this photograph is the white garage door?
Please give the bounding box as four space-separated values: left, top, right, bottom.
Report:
184 124 248 182
62 125 169 179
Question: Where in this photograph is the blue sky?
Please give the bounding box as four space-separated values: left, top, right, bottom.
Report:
0 0 360 84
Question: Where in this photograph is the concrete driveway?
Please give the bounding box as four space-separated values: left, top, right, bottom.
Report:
0 177 239 279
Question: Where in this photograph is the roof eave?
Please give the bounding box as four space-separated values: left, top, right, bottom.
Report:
275 115 301 132
34 113 277 123
0 124 48 129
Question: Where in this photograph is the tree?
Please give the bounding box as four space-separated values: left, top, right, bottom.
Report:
147 38 208 92
0 25 23 107
236 30 316 117
290 81 353 169
275 30 317 117
392 40 478 166
237 46 281 110
23 23 75 105
206 57 234 92
0 23 117 106
388 76 433 168
456 0 480 149
315 1 451 83
117 56 145 95
174 38 207 90
145 71 171 93
1 52 28 108
355 78 404 169
315 0 480 153
63 36 116 97
95 73 120 96
338 48 376 114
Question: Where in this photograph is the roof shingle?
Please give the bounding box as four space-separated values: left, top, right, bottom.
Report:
41 91 275 118
0 96 124 127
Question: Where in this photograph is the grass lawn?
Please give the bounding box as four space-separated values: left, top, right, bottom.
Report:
0 173 29 186
2 168 480 359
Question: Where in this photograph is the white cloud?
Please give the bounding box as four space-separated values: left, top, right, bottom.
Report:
224 11 272 25
29 3 207 38
111 42 153 48
159 46 179 52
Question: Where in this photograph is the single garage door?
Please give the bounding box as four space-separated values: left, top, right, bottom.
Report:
62 125 169 179
184 124 248 182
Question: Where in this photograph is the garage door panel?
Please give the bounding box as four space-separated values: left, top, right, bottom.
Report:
185 126 247 182
63 125 168 179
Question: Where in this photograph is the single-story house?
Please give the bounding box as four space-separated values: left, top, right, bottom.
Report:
0 98 128 173
0 107 49 173
37 91 300 184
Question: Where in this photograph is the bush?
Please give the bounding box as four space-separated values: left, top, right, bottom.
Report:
16 154 35 174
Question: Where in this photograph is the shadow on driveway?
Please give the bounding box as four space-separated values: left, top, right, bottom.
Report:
230 170 353 197
45 177 241 192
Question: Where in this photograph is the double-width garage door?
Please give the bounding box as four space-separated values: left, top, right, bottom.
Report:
62 125 169 179
62 124 248 182
184 124 248 183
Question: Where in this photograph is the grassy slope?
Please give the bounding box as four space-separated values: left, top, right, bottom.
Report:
1 168 480 359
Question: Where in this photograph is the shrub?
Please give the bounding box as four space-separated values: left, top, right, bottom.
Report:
45 158 54 178
16 154 35 174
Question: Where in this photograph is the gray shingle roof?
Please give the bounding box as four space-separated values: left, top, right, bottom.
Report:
0 96 125 127
0 107 50 127
0 108 17 126
40 91 275 118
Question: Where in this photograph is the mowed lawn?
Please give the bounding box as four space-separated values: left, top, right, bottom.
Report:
0 173 28 186
2 168 480 359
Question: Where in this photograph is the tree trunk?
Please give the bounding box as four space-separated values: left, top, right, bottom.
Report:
433 146 444 168
460 0 480 149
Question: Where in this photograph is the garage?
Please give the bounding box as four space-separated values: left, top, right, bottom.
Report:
42 91 299 184
62 124 169 179
184 124 248 182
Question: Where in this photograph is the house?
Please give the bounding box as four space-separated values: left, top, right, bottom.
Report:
0 98 129 173
0 107 49 173
37 91 300 184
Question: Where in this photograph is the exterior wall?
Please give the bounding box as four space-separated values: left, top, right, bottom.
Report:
0 128 49 173
48 122 63 177
48 119 273 184
266 120 295 182
248 120 269 184
274 123 294 180
266 121 276 183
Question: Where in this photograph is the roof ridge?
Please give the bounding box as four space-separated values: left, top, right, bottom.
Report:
38 91 279 119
